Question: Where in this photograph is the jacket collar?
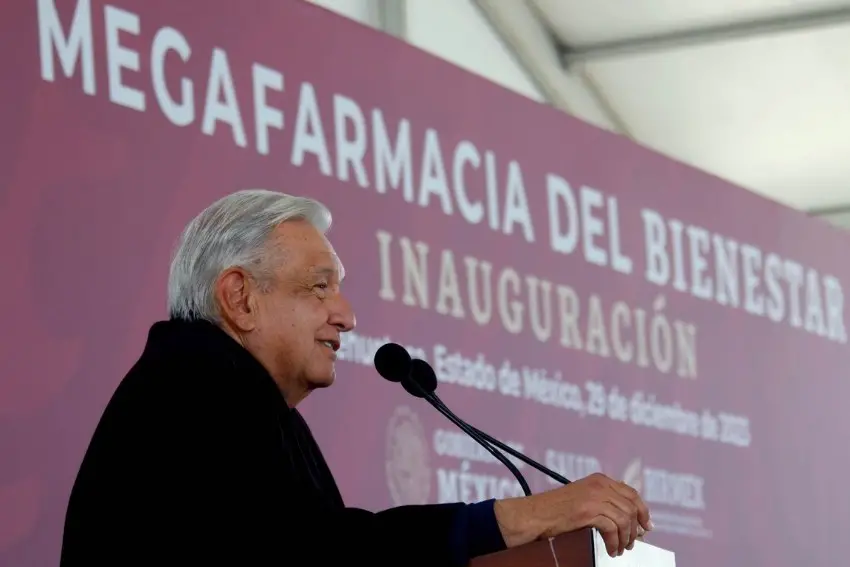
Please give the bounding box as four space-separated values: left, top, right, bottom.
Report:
144 317 289 409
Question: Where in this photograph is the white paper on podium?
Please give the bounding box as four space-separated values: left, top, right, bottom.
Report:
592 529 676 567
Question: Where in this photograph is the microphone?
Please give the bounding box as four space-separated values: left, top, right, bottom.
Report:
373 341 412 383
408 358 571 486
374 343 532 496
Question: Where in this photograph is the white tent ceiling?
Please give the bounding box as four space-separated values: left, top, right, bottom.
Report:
309 0 850 224
526 0 850 215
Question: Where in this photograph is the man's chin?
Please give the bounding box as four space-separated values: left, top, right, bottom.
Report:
308 370 336 389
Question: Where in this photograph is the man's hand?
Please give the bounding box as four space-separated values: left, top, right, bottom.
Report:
493 473 653 558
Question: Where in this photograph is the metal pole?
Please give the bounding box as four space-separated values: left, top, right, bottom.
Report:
375 0 407 39
562 6 850 65
809 204 850 217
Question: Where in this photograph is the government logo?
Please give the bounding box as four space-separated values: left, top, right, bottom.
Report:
385 405 431 506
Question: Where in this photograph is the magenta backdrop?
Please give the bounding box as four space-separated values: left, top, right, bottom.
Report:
2 1 849 565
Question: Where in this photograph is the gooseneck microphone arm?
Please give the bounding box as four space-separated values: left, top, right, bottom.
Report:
426 393 571 485
374 342 539 497
402 375 532 497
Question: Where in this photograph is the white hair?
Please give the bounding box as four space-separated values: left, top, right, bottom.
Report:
167 189 332 321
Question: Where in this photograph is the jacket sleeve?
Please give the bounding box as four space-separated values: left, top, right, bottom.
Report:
372 499 507 565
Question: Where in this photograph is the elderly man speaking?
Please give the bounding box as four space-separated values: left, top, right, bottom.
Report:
60 190 651 566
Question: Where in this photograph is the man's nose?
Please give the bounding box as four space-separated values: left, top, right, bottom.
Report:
328 293 356 332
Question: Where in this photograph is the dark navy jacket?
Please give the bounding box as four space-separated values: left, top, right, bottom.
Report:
60 318 506 566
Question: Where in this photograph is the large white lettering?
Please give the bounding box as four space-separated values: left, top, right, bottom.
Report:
38 0 95 94
642 207 846 344
37 0 847 349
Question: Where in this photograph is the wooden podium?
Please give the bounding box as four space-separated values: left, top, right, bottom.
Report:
471 528 676 566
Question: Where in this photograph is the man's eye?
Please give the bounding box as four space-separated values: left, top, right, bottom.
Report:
315 282 328 290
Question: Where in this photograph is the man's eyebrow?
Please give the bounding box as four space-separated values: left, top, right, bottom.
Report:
310 265 344 282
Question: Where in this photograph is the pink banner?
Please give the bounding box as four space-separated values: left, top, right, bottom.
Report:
1 0 848 564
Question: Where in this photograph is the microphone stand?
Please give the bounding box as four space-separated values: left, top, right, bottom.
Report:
403 377 532 496
427 393 571 485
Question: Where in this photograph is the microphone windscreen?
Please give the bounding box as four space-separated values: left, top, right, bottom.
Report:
374 343 411 382
401 375 429 398
410 358 438 393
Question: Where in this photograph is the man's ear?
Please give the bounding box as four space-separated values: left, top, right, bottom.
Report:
214 268 258 332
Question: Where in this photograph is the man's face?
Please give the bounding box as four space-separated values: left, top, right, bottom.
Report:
243 220 355 398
